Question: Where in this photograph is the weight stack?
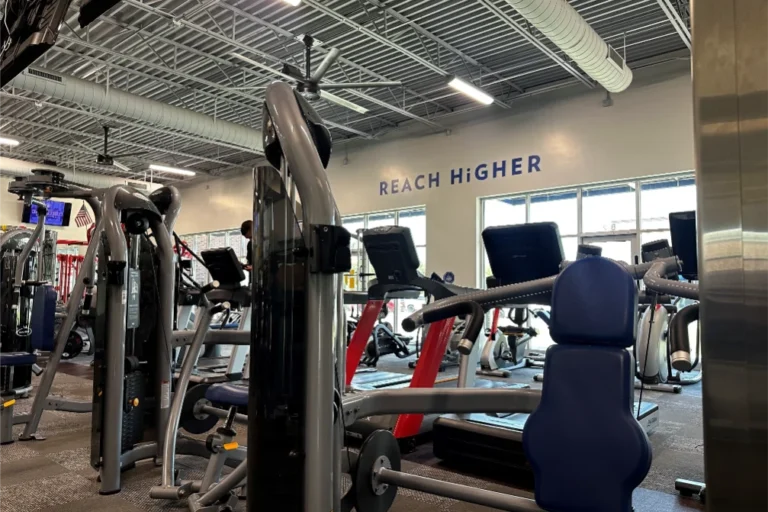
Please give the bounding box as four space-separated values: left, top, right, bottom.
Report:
121 370 145 453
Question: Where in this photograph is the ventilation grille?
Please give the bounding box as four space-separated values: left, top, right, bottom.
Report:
26 69 63 83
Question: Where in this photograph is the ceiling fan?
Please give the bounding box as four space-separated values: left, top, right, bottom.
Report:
73 125 147 173
231 34 401 115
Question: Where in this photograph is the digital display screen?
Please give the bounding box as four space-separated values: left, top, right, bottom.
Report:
22 200 72 227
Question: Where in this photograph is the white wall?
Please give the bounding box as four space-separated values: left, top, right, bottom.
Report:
177 61 694 286
0 176 92 242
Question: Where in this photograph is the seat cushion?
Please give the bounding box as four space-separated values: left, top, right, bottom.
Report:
523 346 652 512
0 352 37 367
550 257 637 348
205 383 248 407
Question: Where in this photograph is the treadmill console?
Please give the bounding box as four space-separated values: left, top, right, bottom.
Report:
669 210 698 280
201 247 246 288
482 222 564 286
640 239 674 263
362 226 420 285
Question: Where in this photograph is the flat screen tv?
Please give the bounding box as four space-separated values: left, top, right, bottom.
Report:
22 200 72 227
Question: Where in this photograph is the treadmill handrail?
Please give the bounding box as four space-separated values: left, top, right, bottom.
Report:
643 258 698 300
403 257 681 331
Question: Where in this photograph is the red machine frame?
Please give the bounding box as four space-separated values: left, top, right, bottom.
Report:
345 296 458 439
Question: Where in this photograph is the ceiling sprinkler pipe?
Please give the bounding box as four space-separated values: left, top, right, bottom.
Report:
504 0 633 92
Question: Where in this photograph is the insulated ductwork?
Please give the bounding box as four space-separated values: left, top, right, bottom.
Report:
8 68 262 151
0 157 157 191
504 0 633 92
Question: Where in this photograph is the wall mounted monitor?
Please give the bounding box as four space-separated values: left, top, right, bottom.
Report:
22 200 72 227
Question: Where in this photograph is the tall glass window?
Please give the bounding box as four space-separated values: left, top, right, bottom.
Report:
582 184 637 233
529 191 578 235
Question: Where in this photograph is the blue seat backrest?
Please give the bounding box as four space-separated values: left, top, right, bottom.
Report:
30 285 58 352
522 257 651 512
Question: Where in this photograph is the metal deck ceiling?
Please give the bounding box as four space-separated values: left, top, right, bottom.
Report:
0 0 690 182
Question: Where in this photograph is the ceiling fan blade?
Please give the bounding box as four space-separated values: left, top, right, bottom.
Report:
112 160 132 173
321 81 402 90
321 92 369 115
230 52 296 82
310 48 340 83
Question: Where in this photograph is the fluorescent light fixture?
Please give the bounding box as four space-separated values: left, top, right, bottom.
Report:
0 137 20 146
447 76 494 105
321 91 369 114
149 164 196 176
283 0 301 5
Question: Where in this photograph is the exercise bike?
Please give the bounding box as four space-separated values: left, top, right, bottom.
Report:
478 307 539 378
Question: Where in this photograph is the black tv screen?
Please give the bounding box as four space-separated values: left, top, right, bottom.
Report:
22 200 72 227
669 210 698 280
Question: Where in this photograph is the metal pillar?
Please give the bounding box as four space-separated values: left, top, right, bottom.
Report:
692 0 768 509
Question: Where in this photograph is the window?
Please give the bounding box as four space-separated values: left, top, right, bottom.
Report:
582 184 636 234
640 177 696 230
480 172 696 354
482 196 526 229
342 207 427 331
529 190 577 235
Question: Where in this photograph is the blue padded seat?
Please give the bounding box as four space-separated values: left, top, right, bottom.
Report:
0 352 37 367
523 257 651 512
205 383 248 407
30 285 57 352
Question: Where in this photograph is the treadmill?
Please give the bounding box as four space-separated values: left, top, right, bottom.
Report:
432 222 660 479
346 226 528 445
173 248 251 384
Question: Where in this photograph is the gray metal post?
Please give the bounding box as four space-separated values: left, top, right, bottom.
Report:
376 468 543 511
264 82 339 511
20 221 103 440
161 185 182 234
99 187 129 495
151 297 220 500
148 216 176 460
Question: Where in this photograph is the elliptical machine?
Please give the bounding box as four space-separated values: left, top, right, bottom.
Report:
635 214 702 393
478 307 538 378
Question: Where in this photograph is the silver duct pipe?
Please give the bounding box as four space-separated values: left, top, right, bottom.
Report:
504 0 633 92
8 68 262 151
0 157 155 190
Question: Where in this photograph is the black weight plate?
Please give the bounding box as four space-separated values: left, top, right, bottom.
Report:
180 384 218 434
61 331 84 360
355 430 401 512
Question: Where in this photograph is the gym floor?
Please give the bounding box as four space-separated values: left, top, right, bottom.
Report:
0 355 705 512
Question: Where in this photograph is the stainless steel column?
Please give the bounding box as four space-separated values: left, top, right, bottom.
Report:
692 0 768 509
99 187 129 495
